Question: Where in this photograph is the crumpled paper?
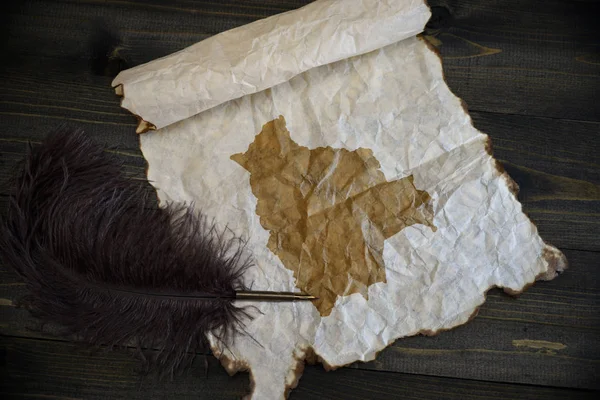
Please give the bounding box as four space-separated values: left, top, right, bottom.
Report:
112 0 567 398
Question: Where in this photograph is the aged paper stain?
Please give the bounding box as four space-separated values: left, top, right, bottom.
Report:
232 116 436 316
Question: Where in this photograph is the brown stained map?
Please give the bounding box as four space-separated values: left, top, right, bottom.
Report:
231 116 436 316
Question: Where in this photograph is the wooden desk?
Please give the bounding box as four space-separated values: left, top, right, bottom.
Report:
1 1 598 398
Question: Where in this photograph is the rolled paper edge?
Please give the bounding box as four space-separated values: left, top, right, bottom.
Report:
136 119 157 134
114 84 157 134
111 0 431 133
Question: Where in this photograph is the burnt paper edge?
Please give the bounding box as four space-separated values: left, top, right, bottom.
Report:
152 34 568 400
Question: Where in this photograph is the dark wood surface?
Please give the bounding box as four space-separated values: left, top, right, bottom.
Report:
1 0 598 399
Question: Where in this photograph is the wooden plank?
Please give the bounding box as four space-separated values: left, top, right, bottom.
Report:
0 0 598 396
355 249 600 390
0 138 147 183
0 72 140 152
1 66 598 251
1 336 595 400
1 1 597 251
360 309 599 390
2 110 597 250
0 336 251 400
2 0 598 121
426 0 600 121
2 250 598 389
472 112 600 252
471 113 599 185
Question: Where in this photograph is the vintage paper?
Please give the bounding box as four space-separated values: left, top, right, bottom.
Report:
112 0 430 132
230 116 437 316
112 0 567 398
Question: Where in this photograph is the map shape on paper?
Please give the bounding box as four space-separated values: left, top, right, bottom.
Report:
231 116 436 316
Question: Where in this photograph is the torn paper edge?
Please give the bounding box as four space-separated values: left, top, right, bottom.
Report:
206 36 567 398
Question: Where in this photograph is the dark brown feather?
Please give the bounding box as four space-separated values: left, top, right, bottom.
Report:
0 127 252 376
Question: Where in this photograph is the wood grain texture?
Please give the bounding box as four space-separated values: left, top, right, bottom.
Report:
474 112 600 251
1 337 596 400
426 0 600 121
1 92 597 250
2 250 598 389
0 0 598 398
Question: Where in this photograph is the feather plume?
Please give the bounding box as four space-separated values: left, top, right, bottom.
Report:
0 127 252 375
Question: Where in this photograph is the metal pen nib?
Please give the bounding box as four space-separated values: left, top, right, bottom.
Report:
235 290 317 301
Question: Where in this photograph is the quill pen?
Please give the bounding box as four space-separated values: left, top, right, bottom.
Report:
0 127 313 375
